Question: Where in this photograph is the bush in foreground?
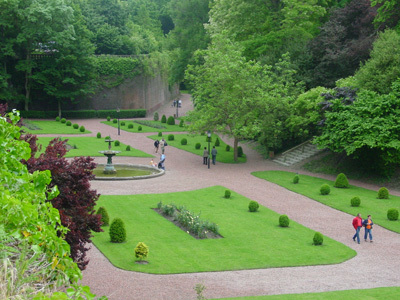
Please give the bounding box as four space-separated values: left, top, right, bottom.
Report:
378 187 389 199
350 197 361 207
320 184 330 195
224 190 231 199
313 232 323 245
96 132 101 139
248 201 259 212
293 174 299 184
334 173 349 188
134 242 149 261
97 207 110 226
387 208 399 221
181 138 187 145
109 218 126 243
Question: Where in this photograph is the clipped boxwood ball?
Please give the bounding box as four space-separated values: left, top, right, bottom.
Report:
168 134 174 141
293 174 299 184
334 173 349 188
248 200 259 212
320 184 330 195
128 123 134 129
107 116 111 121
387 208 399 221
313 232 323 245
350 196 361 207
55 116 60 122
61 118 66 124
138 126 142 131
279 215 290 227
113 119 117 124
97 206 109 226
224 190 231 199
66 120 72 126
158 131 163 137
378 187 389 199
79 126 85 132
126 145 131 151
109 218 126 243
96 132 101 139
195 143 201 150
167 116 175 125
181 138 187 145
226 145 231 152
73 123 79 129
114 140 120 146
121 121 126 126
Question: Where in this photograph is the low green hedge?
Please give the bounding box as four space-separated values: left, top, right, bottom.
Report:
20 109 147 119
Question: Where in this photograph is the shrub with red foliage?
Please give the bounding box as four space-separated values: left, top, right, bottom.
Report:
22 137 102 270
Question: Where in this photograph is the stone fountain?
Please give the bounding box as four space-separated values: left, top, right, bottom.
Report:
98 139 121 174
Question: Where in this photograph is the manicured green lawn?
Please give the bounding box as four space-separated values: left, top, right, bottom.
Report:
252 171 400 233
147 133 247 163
22 120 91 134
36 136 153 158
219 287 400 300
92 186 355 274
101 119 187 133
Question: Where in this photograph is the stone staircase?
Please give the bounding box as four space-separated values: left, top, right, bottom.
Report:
273 140 323 166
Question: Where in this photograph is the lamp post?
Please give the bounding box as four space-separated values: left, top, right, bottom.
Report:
117 108 120 136
207 131 211 169
176 99 179 118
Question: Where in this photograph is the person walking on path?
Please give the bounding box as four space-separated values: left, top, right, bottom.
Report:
159 138 166 154
211 146 217 165
363 215 374 242
158 153 165 170
203 147 209 165
154 139 160 153
352 213 363 244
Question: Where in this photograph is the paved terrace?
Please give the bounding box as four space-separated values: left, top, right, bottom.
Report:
58 95 400 299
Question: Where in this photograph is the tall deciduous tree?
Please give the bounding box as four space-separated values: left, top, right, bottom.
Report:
22 136 102 270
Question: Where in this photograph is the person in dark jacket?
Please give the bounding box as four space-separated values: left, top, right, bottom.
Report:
363 215 374 242
211 146 217 165
154 139 160 153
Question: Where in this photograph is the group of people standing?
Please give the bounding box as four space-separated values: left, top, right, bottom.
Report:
203 146 217 165
352 213 374 244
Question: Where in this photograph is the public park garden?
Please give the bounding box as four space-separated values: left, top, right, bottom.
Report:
2 0 400 299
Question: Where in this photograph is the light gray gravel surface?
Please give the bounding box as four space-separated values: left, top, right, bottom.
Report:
62 96 400 299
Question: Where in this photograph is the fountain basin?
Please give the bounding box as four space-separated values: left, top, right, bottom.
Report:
92 163 164 181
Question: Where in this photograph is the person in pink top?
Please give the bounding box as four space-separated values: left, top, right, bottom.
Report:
352 213 362 244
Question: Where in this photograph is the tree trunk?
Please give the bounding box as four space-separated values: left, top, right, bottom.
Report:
24 52 31 111
58 99 62 118
233 137 239 162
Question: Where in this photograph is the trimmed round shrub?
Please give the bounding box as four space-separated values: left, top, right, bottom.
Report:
350 196 361 207
167 116 175 125
66 120 72 126
179 119 184 127
112 119 117 124
378 187 389 199
158 131 162 137
73 123 79 129
161 114 167 123
215 138 220 147
96 132 101 139
248 201 259 212
114 140 120 146
79 126 85 132
387 208 399 221
238 146 244 157
138 126 142 131
55 116 60 122
195 143 201 150
293 174 299 184
168 134 174 141
181 138 187 145
313 232 324 245
320 184 331 195
121 121 126 126
334 173 349 188
126 145 131 151
105 136 110 140
97 206 109 226
109 218 126 243
153 112 159 121
61 118 66 123
107 116 111 121
226 145 231 152
128 123 134 129
224 190 231 199
134 242 149 261
279 215 290 227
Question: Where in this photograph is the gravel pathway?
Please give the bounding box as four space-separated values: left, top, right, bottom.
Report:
66 96 400 299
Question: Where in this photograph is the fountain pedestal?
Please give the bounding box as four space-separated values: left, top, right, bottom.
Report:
99 150 121 174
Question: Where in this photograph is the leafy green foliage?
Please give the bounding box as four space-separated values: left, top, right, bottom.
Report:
248 201 259 212
97 207 110 226
293 174 300 184
168 134 174 141
154 112 159 121
224 190 231 199
161 115 167 123
378 187 389 199
320 184 331 195
138 126 142 131
107 116 111 121
134 242 149 261
114 140 120 147
313 232 324 245
126 145 131 151
73 123 79 129
121 121 125 126
334 173 349 188
158 131 163 137
387 208 399 221
113 119 117 124
351 197 361 207
195 142 201 149
167 116 175 125
56 116 60 122
181 138 188 145
128 124 134 129
237 146 244 158
109 218 126 243
97 132 101 139
61 118 66 124
179 119 184 127
66 120 72 126
79 126 85 132
279 215 290 227
226 145 230 152
214 137 220 147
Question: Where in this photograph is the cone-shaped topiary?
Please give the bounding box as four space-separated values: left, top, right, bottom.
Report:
238 146 244 157
279 215 290 227
387 208 399 221
378 187 389 199
153 112 159 121
179 119 184 127
224 190 231 199
167 116 175 125
320 184 330 195
313 232 323 245
134 242 149 261
350 197 361 207
97 132 101 139
97 206 109 226
334 173 349 188
158 131 162 137
109 218 126 243
161 114 167 123
248 201 259 212
215 138 220 147
293 174 299 184
226 145 231 152
126 145 131 151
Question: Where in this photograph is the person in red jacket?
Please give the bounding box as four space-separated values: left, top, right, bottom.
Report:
352 213 362 244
